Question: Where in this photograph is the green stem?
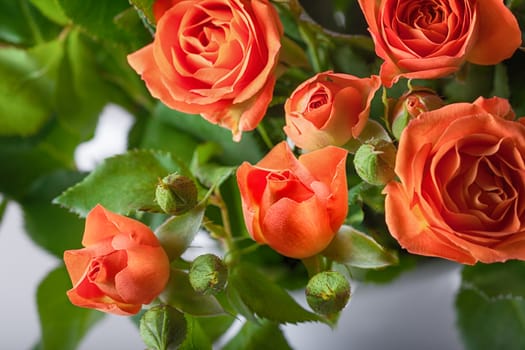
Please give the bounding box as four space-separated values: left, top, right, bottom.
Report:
299 25 323 73
210 189 237 264
257 123 274 150
302 255 325 278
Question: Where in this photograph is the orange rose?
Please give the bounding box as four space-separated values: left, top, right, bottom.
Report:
236 142 348 258
64 205 170 315
284 72 381 151
127 0 283 141
358 0 522 87
384 97 525 264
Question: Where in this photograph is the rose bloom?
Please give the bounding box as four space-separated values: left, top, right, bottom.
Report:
284 72 381 151
236 142 348 259
384 97 525 264
358 0 522 87
127 0 283 141
64 205 170 315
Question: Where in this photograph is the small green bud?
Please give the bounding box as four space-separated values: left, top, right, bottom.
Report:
155 174 198 215
354 141 396 186
389 88 444 139
189 254 228 295
306 271 351 315
139 305 187 350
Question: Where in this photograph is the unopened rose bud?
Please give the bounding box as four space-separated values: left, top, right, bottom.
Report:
354 141 396 186
306 271 351 315
390 88 444 139
139 305 187 350
155 174 198 215
189 254 228 295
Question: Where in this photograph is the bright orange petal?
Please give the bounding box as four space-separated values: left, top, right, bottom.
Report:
467 0 521 65
384 182 476 264
262 197 333 258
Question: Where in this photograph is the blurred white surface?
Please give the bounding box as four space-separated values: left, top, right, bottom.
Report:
0 105 464 349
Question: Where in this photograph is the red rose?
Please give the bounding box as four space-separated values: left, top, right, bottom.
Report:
384 97 525 264
64 205 170 315
284 72 381 151
128 0 283 140
358 0 521 87
236 142 348 258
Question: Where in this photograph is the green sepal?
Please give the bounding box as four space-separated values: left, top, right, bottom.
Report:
322 225 398 269
155 204 205 261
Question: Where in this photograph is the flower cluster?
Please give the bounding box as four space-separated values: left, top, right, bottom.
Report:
5 0 525 348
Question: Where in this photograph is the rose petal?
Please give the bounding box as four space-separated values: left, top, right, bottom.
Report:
466 0 522 65
261 197 333 258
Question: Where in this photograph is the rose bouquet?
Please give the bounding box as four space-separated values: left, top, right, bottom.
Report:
2 0 525 349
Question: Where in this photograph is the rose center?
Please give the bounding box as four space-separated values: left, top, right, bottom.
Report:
413 2 445 26
266 170 314 203
87 250 128 284
308 92 329 111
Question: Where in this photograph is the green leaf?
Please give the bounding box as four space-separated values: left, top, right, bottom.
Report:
30 0 68 24
154 104 265 165
191 142 236 190
456 289 525 350
456 262 525 349
139 305 187 350
0 45 56 136
349 253 418 284
55 29 108 140
160 269 225 317
0 0 61 46
155 204 206 260
0 117 79 199
139 115 199 165
54 149 188 217
179 315 213 350
323 225 398 269
228 264 324 324
57 0 137 46
194 314 236 344
223 320 293 350
36 265 105 350
129 0 156 26
461 261 525 301
21 170 86 257
444 63 494 103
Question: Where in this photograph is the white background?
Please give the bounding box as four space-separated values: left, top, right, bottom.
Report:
0 106 464 349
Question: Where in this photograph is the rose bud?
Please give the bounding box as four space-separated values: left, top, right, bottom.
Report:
155 174 198 215
284 71 381 151
354 141 396 186
63 205 170 315
189 254 228 295
140 305 187 350
306 271 351 315
236 142 348 259
389 89 444 139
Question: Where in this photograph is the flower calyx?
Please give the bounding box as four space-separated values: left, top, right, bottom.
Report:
155 173 198 215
